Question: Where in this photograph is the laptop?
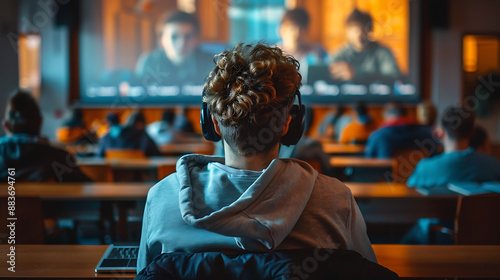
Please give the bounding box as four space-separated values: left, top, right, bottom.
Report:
483 182 500 193
447 182 492 196
95 244 139 273
307 64 338 85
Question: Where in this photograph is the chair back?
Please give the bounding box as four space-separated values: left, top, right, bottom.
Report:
105 149 146 159
455 193 500 245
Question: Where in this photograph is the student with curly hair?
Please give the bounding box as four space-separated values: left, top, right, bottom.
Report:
137 43 376 273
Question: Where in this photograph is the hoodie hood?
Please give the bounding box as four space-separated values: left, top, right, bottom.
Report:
176 154 318 251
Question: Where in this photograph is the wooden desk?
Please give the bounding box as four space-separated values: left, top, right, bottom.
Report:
77 157 178 170
0 183 152 242
159 142 214 155
1 182 457 224
331 156 396 169
1 245 499 279
52 142 98 156
374 245 500 279
0 245 130 279
346 182 440 198
322 143 365 155
0 183 151 200
346 182 458 223
2 182 436 200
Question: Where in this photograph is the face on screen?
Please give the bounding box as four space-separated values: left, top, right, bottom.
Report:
160 22 199 64
345 23 369 50
279 21 302 46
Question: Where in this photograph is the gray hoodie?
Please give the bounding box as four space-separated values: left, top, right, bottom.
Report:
137 154 376 272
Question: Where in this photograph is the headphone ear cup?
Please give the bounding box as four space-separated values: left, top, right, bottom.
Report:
281 104 305 146
200 102 221 142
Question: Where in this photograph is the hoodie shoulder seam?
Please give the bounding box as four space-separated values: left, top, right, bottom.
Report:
240 210 276 250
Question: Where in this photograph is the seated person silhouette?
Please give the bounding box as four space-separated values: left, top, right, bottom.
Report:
0 90 90 182
416 101 438 127
469 125 492 155
137 43 376 273
56 109 98 147
339 102 376 144
318 105 351 140
329 9 401 83
173 106 196 134
365 102 436 159
135 11 213 86
403 106 500 245
97 111 160 157
146 110 180 145
407 105 500 188
278 8 327 82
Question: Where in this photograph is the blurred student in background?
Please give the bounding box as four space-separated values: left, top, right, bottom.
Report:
469 125 492 155
339 102 375 144
135 11 213 86
125 110 147 131
56 109 97 145
407 105 500 188
329 9 400 83
173 107 195 134
404 106 500 245
97 111 160 157
147 110 181 145
0 90 90 182
416 101 438 127
318 105 351 140
365 102 435 158
279 8 327 82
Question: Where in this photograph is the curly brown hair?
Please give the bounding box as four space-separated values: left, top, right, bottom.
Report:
203 43 302 156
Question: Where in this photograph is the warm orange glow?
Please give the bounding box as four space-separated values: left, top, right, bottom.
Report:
463 35 500 74
463 35 478 72
322 0 410 74
18 34 41 99
177 0 196 13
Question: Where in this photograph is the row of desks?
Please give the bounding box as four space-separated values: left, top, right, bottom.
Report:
2 182 457 224
1 182 438 200
1 244 499 279
59 142 216 156
77 156 395 171
62 141 365 156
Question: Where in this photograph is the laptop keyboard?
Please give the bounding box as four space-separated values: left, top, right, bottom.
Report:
98 246 138 268
108 247 139 259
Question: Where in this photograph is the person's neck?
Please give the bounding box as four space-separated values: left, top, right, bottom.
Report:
444 138 470 153
223 141 279 171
